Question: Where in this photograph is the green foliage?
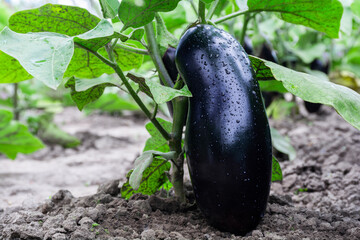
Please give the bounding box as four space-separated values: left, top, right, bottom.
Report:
272 156 283 182
271 128 296 161
99 0 120 18
129 150 176 190
251 56 360 130
121 158 171 199
143 118 172 152
247 0 343 38
0 51 32 84
84 93 139 113
0 110 44 159
118 0 181 30
155 13 178 55
28 113 80 148
65 77 118 111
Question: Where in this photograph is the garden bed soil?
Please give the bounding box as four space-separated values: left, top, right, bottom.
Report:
0 106 359 239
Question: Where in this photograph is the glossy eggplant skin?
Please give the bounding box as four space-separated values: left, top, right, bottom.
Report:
175 25 272 235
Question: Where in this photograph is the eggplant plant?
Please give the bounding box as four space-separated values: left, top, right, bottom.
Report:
0 0 359 234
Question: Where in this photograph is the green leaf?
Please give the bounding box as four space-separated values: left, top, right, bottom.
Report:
155 13 178 56
351 0 360 17
0 51 32 84
28 113 80 148
118 0 181 30
146 80 192 104
0 110 44 159
121 158 171 199
250 56 360 130
247 0 343 38
64 77 118 111
143 118 172 152
129 150 176 190
126 72 154 99
85 93 139 113
201 0 215 3
9 4 100 36
0 28 74 89
259 80 287 93
291 44 327 64
99 0 120 18
270 127 296 161
65 46 143 79
9 4 118 52
272 156 283 182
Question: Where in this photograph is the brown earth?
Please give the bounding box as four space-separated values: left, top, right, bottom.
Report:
0 106 359 239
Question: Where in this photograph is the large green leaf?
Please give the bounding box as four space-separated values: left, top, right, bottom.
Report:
118 0 181 30
65 46 143 79
247 0 343 38
9 4 118 52
0 51 32 84
9 4 99 36
0 28 74 89
250 56 360 130
85 93 139 113
0 110 44 159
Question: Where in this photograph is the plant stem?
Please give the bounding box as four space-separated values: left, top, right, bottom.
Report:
144 23 174 88
198 1 206 24
214 9 250 24
168 96 188 202
116 43 149 55
75 43 171 141
206 0 220 20
13 83 19 120
240 13 250 45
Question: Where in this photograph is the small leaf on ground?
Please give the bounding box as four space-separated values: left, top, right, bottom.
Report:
272 156 283 182
121 158 171 199
129 150 176 190
0 110 44 159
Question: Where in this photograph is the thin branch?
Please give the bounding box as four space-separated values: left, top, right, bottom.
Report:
116 43 149 55
214 9 250 24
75 43 171 140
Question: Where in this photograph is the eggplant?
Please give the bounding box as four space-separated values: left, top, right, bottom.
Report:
175 25 272 234
304 59 329 113
161 47 178 117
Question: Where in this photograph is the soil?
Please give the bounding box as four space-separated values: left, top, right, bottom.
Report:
0 106 359 239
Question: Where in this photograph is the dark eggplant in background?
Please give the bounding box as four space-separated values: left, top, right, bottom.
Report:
175 25 272 234
304 59 329 113
258 43 280 108
161 47 178 117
